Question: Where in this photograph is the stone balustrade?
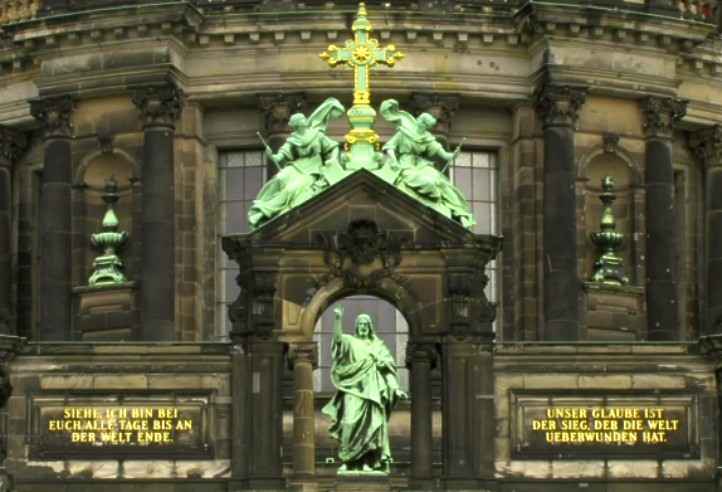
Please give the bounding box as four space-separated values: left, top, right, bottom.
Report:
0 0 40 23
675 0 718 21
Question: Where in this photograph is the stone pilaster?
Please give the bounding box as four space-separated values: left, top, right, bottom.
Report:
30 96 74 341
131 82 184 341
231 344 251 484
0 128 27 335
410 93 459 146
405 341 437 486
257 93 306 178
288 342 317 477
641 96 687 340
690 125 722 336
441 336 495 487
248 339 284 488
535 84 587 340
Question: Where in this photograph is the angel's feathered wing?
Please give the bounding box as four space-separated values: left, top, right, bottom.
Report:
379 99 417 130
307 97 346 133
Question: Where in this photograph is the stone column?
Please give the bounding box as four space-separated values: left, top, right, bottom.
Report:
258 93 306 179
406 341 437 485
690 125 722 335
131 83 183 341
441 337 477 485
0 128 26 335
288 342 317 477
30 96 74 340
535 84 587 340
640 97 687 340
248 339 284 488
231 344 251 483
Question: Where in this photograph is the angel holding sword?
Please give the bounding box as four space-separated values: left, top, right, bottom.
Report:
379 99 475 229
248 97 347 229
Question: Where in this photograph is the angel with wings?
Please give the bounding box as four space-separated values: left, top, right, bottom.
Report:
249 97 347 229
379 99 475 229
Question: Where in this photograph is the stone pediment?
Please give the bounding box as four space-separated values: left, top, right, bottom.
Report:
249 169 475 245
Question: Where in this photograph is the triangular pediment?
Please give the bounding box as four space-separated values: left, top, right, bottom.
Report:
250 169 475 244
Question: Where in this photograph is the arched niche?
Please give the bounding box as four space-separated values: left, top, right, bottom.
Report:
578 147 641 285
73 149 139 286
306 294 414 468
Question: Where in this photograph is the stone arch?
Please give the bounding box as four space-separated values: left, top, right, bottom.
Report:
299 275 425 341
577 140 642 186
577 139 643 286
71 148 140 286
74 147 139 187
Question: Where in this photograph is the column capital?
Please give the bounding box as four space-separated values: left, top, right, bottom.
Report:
689 125 722 167
0 126 27 167
409 92 459 137
405 341 438 369
640 96 687 139
257 92 307 136
30 95 75 138
131 83 184 129
534 84 587 128
287 342 318 369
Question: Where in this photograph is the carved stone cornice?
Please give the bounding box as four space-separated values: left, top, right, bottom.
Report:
410 93 459 137
640 96 687 140
131 83 185 129
689 125 722 168
0 126 27 166
534 84 587 128
29 96 75 138
287 342 318 369
405 341 438 369
257 92 307 136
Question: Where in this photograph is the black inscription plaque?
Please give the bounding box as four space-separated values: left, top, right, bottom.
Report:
29 392 213 460
511 391 699 459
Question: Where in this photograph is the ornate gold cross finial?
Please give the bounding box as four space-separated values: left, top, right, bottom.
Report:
320 2 404 106
319 2 404 155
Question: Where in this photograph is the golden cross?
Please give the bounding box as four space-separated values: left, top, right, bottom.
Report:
320 2 404 106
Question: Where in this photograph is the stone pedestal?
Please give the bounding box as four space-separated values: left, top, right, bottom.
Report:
73 282 138 340
583 282 645 340
335 475 392 492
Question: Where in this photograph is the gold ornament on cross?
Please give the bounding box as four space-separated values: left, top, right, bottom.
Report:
320 2 404 106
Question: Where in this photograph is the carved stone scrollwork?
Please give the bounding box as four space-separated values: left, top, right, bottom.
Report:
602 132 620 154
447 243 499 337
534 84 587 128
221 237 278 339
0 127 27 166
258 93 307 137
287 342 318 370
317 219 404 289
405 342 438 369
131 83 185 129
689 125 722 167
640 96 687 140
30 96 75 138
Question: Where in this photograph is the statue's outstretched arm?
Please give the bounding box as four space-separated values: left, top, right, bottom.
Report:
333 306 344 342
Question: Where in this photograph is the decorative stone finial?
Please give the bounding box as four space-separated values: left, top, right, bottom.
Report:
88 177 129 287
590 176 629 286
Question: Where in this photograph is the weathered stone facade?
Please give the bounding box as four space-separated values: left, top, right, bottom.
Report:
0 0 720 490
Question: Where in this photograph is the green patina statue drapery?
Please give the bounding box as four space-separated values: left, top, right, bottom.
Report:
322 306 407 474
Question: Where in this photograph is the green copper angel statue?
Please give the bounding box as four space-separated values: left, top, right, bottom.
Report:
380 99 475 229
322 306 408 474
248 97 346 229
